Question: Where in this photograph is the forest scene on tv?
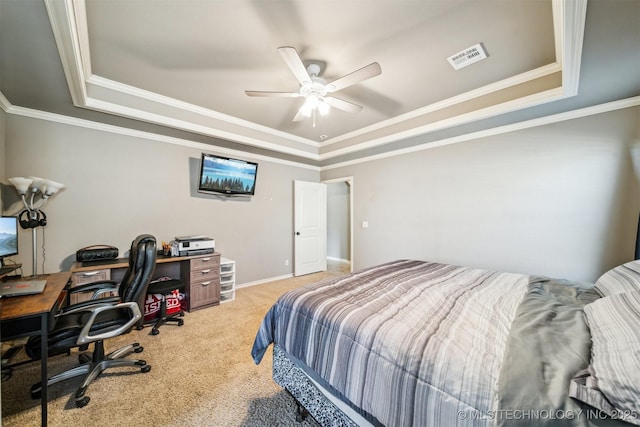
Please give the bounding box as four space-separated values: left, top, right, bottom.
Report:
200 155 257 195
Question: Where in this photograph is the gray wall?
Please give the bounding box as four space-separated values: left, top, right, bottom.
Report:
326 181 350 261
3 114 319 283
322 107 640 283
0 108 5 209
4 107 639 284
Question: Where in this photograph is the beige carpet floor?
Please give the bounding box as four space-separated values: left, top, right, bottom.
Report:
1 271 338 427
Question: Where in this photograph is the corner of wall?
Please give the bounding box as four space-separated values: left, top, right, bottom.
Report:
0 108 6 212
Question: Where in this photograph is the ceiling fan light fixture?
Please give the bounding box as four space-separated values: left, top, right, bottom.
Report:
318 100 330 116
300 95 318 117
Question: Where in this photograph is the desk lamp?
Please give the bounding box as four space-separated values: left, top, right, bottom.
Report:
8 176 65 276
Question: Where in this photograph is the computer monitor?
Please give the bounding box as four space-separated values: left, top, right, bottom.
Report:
0 216 19 268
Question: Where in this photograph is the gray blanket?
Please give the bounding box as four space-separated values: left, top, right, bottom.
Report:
497 278 627 427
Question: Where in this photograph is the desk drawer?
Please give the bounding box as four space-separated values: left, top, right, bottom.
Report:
70 269 112 305
190 267 218 283
189 278 219 310
189 256 219 271
71 269 110 286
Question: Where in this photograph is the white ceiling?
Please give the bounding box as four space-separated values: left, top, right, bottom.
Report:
40 0 586 162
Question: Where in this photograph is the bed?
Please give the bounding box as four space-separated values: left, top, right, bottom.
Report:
252 259 640 426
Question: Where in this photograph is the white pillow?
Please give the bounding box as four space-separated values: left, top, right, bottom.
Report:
570 291 640 425
594 260 640 296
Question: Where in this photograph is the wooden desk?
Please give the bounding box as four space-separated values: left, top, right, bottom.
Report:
0 271 71 427
70 252 221 311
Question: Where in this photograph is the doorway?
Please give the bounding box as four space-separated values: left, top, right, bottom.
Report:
324 177 353 274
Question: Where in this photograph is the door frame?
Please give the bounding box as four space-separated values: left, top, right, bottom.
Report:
322 176 354 273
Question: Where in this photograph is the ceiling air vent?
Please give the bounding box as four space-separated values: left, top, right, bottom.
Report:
447 43 488 70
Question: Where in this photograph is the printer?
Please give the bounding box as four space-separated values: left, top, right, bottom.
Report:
174 236 215 256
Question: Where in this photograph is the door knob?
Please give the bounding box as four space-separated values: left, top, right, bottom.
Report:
295 232 300 235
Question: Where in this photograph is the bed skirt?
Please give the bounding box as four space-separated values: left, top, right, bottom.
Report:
273 345 374 427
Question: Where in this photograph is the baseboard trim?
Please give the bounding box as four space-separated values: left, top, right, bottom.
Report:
236 274 294 289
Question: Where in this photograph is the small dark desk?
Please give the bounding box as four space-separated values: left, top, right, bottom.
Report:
0 271 71 427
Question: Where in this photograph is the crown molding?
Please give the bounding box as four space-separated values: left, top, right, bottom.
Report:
3 92 636 172
319 87 566 161
42 0 587 162
321 63 562 149
0 92 11 112
554 0 588 97
85 74 320 157
44 0 89 106
321 96 640 171
1 99 320 171
83 96 320 161
87 75 318 148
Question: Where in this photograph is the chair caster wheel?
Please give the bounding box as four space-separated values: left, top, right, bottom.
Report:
177 320 184 326
141 365 151 373
30 383 42 399
135 360 147 366
134 346 144 353
78 352 92 364
2 368 13 382
76 396 90 408
151 328 159 335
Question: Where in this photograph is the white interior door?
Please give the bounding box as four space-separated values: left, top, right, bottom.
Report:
294 180 327 276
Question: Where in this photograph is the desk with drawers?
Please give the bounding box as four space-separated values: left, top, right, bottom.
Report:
70 253 221 311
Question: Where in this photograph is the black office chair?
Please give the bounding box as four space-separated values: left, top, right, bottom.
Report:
25 234 157 408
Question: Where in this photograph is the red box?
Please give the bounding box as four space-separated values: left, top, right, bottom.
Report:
143 290 184 322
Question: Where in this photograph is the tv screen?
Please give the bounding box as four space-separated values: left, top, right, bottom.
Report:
0 216 18 259
198 153 258 196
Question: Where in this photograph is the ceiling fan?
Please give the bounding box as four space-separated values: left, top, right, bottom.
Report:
246 46 382 125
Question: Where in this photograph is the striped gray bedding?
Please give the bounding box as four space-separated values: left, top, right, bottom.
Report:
251 260 631 426
252 260 530 426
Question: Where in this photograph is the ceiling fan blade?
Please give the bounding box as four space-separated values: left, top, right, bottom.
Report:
278 46 311 86
326 62 382 93
245 91 301 97
323 96 363 113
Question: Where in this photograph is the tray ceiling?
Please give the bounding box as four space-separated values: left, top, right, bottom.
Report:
10 0 590 163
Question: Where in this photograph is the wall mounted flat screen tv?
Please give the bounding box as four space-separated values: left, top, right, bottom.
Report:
198 153 258 196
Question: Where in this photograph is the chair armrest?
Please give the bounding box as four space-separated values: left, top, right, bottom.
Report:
71 302 142 346
57 296 121 316
68 280 118 295
68 280 119 302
